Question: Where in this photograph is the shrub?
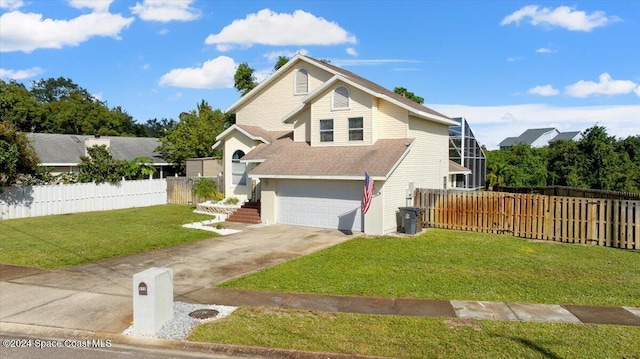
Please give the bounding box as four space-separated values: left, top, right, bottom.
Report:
224 197 239 205
192 177 217 201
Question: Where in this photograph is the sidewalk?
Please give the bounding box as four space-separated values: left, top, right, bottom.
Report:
184 287 640 327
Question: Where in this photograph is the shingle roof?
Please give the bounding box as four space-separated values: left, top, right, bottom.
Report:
241 133 414 178
26 133 168 165
235 125 291 144
551 131 582 142
449 160 472 174
304 56 450 120
517 128 558 145
498 137 520 147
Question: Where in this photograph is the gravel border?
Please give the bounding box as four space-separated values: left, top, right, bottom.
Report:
122 301 237 340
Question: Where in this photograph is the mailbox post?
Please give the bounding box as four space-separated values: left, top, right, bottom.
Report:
133 267 173 335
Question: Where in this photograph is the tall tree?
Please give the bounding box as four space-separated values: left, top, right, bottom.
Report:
77 145 128 184
234 62 258 96
0 121 41 189
577 126 624 191
273 56 290 72
156 100 229 174
142 118 176 137
393 87 424 105
0 80 43 132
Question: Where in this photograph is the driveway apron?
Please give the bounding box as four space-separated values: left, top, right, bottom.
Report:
0 224 357 333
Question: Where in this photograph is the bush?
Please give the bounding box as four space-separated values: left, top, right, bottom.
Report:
192 177 217 201
224 197 239 205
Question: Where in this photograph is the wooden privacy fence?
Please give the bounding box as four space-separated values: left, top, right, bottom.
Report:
415 189 639 250
167 176 222 205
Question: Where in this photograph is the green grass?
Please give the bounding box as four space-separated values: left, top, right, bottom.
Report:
190 307 640 359
0 205 214 269
220 229 640 306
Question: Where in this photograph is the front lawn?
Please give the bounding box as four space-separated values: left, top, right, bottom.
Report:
0 205 214 269
190 307 640 359
220 229 640 306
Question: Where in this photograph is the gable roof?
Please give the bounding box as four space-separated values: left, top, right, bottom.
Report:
212 124 291 150
498 136 520 147
26 133 168 165
226 54 455 126
517 128 558 145
240 133 415 180
552 131 582 142
449 160 472 174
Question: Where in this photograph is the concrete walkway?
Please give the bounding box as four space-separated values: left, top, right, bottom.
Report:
1 221 639 343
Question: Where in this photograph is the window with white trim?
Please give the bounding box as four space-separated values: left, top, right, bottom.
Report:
295 69 309 94
348 117 364 141
231 150 247 185
320 119 334 142
332 86 349 109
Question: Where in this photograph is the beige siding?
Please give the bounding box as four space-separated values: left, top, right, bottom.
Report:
236 65 332 131
310 84 373 146
377 100 408 139
223 131 259 200
381 116 449 232
293 108 311 142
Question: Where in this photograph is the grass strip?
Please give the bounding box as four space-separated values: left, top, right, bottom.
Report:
0 205 214 269
220 229 640 306
190 307 640 359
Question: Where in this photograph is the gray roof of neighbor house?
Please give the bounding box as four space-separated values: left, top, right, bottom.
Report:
26 133 169 165
516 128 557 145
551 131 582 142
498 136 520 147
237 127 414 179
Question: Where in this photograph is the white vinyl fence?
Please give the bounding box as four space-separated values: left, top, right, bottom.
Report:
0 179 167 220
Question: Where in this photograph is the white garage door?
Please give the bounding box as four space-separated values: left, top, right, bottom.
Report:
278 180 362 232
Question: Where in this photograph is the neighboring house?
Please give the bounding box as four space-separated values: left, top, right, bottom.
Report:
26 133 174 178
213 55 459 235
449 117 486 190
499 128 582 150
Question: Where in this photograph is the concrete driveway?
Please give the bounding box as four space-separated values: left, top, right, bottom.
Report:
0 224 358 334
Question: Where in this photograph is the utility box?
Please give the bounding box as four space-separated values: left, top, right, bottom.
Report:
398 207 422 235
133 267 173 335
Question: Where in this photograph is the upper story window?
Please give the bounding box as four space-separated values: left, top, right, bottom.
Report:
320 119 334 142
332 86 349 109
231 150 247 186
295 69 309 94
348 117 364 141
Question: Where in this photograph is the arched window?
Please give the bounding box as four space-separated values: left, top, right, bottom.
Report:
295 69 309 94
332 86 349 109
231 150 246 185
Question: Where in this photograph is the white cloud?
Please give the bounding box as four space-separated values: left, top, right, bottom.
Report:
158 56 235 89
528 85 560 96
205 9 356 51
263 49 309 62
0 66 44 80
68 0 113 13
565 73 639 98
635 86 640 97
0 11 134 53
157 28 169 35
346 47 357 57
0 0 23 10
430 103 640 149
254 68 272 84
501 5 620 32
130 0 200 22
507 56 523 62
141 63 150 71
535 47 556 53
92 92 103 101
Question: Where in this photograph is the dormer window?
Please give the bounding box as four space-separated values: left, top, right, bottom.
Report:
295 69 309 94
332 86 349 109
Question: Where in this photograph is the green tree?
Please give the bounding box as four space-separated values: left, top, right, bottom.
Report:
273 56 290 72
142 118 176 137
78 145 128 184
0 80 43 132
545 139 584 187
576 126 622 191
234 62 258 96
0 121 41 189
393 87 424 105
157 101 229 174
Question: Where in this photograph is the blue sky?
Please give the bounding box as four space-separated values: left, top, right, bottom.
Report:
1 0 639 148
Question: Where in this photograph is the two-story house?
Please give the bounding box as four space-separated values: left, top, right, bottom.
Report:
213 55 458 235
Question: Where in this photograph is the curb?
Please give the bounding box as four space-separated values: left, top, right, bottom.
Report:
0 322 390 359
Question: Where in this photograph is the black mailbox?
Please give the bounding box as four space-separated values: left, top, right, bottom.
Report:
138 282 148 296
